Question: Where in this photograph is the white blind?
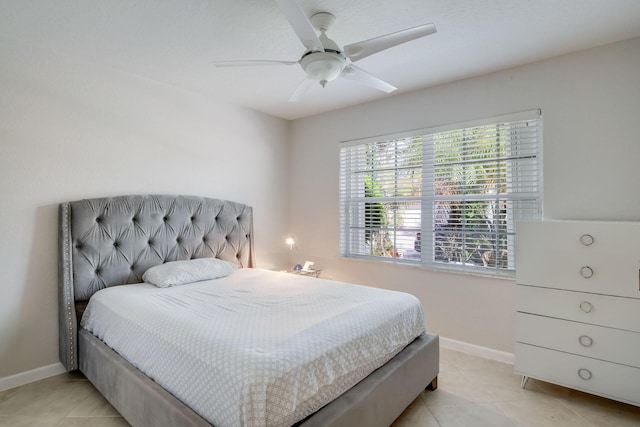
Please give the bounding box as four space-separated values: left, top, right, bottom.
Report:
339 110 542 276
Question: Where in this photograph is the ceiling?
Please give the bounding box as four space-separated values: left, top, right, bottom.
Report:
2 0 640 120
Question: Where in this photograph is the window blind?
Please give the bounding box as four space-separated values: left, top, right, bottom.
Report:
339 110 542 276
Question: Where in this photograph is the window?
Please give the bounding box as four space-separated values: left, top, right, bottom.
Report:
339 110 542 276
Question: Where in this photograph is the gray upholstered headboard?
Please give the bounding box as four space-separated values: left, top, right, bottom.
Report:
58 194 255 371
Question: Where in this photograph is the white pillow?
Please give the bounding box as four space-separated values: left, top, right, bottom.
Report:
143 258 237 288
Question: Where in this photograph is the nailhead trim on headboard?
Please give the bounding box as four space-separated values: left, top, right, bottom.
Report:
59 203 78 370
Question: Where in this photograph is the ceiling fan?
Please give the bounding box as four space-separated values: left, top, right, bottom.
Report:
214 0 437 101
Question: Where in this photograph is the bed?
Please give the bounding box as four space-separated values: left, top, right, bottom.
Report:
58 194 439 427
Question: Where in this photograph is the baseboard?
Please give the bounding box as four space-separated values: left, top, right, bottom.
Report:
439 336 515 365
0 362 67 392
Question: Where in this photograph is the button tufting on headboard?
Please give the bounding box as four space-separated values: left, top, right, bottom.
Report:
58 194 255 372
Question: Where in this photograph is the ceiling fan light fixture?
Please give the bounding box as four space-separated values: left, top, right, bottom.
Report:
216 3 437 101
300 51 346 87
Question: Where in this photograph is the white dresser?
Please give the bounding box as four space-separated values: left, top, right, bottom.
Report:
515 220 640 406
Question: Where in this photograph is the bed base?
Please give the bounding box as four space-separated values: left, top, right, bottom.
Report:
79 329 439 427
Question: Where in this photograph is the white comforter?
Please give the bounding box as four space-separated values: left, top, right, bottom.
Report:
81 268 425 427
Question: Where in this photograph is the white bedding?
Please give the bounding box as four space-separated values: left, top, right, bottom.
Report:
81 268 426 427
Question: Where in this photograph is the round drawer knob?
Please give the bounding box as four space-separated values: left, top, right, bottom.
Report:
578 368 593 381
580 234 594 246
580 266 594 279
578 335 593 347
579 301 593 313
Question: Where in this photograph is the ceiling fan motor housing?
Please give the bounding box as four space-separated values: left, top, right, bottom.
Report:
299 12 347 87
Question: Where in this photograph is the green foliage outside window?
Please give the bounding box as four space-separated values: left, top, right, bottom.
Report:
340 111 540 274
364 174 389 256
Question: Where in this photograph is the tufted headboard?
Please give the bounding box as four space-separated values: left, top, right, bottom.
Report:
58 194 255 371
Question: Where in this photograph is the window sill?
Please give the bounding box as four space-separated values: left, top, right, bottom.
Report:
340 255 516 281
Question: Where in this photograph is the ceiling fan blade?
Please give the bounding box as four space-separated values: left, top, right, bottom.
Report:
341 65 397 93
275 0 324 52
344 23 437 62
289 77 315 102
214 60 298 67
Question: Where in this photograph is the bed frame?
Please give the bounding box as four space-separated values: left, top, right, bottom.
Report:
58 195 439 427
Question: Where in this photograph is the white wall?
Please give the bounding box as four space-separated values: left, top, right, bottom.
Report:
288 37 640 353
0 39 290 378
2 34 638 382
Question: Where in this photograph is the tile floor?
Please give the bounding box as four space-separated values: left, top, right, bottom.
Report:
1 347 639 426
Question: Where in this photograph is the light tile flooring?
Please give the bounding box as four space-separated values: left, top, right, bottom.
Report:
1 347 639 426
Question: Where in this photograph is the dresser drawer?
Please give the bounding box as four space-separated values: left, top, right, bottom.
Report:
516 220 640 298
515 343 640 406
516 312 640 368
517 285 640 332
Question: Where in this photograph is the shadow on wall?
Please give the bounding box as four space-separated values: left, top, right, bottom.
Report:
1 203 60 378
